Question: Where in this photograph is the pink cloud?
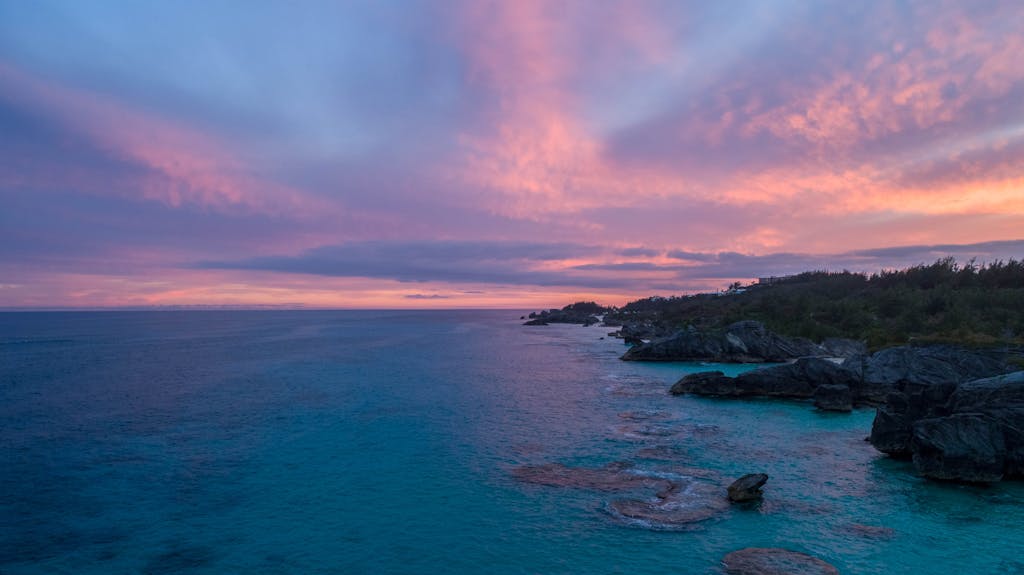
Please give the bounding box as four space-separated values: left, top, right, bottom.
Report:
0 61 333 217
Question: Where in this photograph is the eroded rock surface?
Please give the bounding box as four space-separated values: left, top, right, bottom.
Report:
514 462 729 529
721 548 839 575
608 479 728 529
870 370 1024 482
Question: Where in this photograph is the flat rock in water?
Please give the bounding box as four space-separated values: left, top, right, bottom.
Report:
608 479 728 529
722 548 839 575
511 462 673 493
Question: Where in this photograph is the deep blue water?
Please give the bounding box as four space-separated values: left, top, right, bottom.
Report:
1 310 1023 574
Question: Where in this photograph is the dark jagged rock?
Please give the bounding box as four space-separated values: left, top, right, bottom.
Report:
722 548 839 575
856 345 1008 391
867 347 1013 457
814 384 853 412
821 337 867 359
669 371 732 396
611 322 663 342
672 345 1013 413
624 335 645 346
523 302 608 326
670 358 860 402
727 473 768 502
622 321 823 363
870 370 1024 482
912 414 1007 482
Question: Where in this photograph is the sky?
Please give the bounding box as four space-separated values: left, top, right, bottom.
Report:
1 0 1023 309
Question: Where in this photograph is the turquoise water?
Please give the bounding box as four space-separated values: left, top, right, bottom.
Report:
1 310 1022 574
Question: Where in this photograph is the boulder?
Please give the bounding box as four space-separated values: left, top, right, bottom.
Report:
727 473 768 502
669 371 734 396
814 384 853 412
722 548 839 575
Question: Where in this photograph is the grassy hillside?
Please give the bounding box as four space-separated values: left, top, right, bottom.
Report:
603 258 1024 349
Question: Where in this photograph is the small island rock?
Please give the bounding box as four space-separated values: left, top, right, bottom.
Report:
727 473 768 502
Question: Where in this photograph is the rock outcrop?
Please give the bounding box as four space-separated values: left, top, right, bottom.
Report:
622 321 827 362
867 347 1013 455
870 370 1024 482
727 473 768 502
669 357 860 401
671 345 1013 412
608 322 665 344
721 548 839 575
821 337 868 359
524 307 603 326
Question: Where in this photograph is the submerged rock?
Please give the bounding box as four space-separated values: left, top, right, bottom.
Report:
845 523 896 539
511 462 673 493
722 548 839 575
727 473 768 502
522 303 606 326
608 478 728 529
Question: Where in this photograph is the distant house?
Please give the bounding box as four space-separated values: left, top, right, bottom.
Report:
758 275 795 286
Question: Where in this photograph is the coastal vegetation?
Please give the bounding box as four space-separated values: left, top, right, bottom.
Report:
603 258 1024 349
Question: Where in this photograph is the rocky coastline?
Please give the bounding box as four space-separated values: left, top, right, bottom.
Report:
525 308 1024 484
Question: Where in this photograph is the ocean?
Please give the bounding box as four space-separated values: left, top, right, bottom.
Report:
1 310 1022 574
